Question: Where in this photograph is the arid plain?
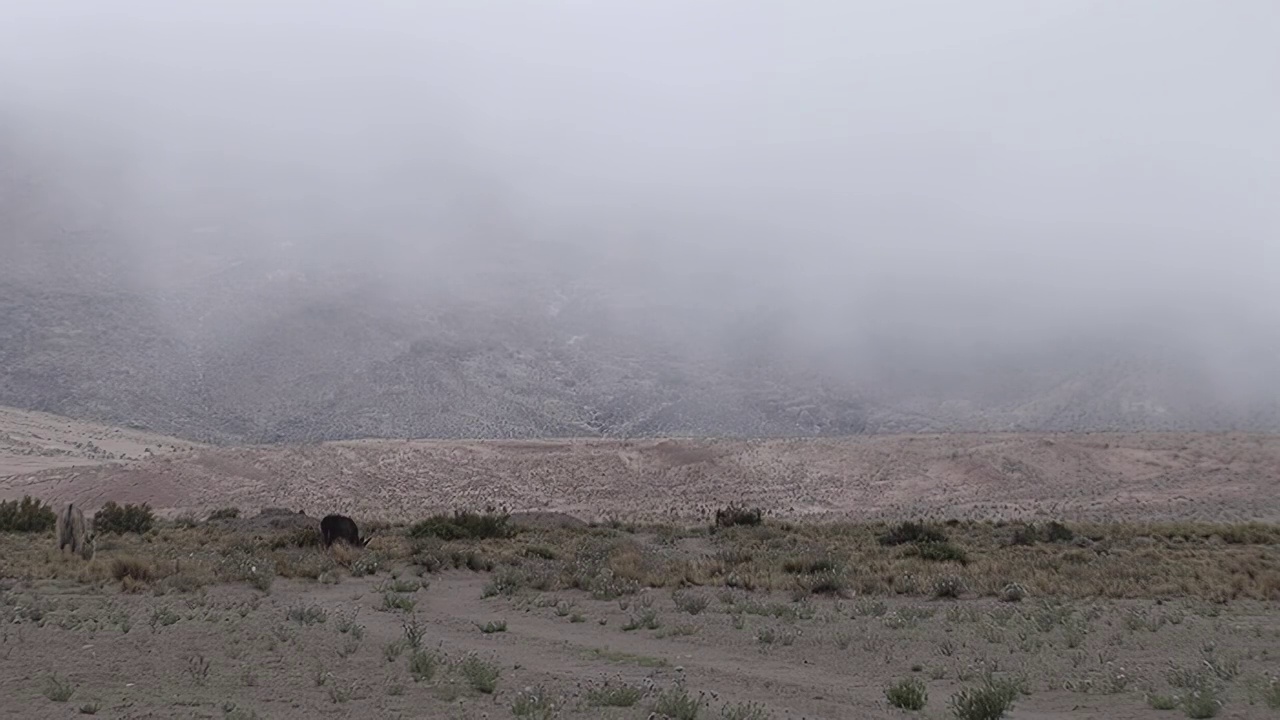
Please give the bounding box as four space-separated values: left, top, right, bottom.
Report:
2 406 1278 719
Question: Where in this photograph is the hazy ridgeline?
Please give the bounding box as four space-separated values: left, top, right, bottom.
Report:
1 1 1277 442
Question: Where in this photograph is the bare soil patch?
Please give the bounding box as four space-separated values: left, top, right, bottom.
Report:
3 432 1277 525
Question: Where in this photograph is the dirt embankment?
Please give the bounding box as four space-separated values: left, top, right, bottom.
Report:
3 427 1276 524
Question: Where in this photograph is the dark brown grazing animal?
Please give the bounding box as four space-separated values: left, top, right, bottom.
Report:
320 514 370 548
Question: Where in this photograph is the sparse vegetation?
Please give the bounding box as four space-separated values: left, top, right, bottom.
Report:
111 556 155 584
586 682 643 707
654 685 705 720
207 507 240 521
714 503 763 528
886 677 929 711
1 490 1279 718
407 649 438 682
949 678 1019 720
286 603 328 625
879 521 948 547
409 511 514 540
511 685 557 718
94 501 155 534
43 674 75 702
0 496 56 533
458 654 500 693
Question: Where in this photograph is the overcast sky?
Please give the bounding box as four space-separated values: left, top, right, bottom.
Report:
2 0 1277 352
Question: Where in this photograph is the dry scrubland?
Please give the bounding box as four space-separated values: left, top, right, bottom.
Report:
2 418 1279 719
2 505 1280 720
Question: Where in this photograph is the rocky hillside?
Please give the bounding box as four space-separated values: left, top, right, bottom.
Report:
3 133 1278 443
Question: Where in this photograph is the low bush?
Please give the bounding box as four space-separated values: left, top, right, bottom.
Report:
886 677 928 711
714 503 764 528
0 496 56 533
95 502 155 534
409 511 513 540
879 521 948 547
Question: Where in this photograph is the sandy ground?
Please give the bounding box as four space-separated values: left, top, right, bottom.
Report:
0 406 203 477
3 564 1278 719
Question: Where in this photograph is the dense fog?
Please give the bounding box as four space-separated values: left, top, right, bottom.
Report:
2 1 1277 440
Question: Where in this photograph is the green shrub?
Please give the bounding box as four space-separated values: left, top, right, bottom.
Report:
906 541 969 565
409 511 513 540
714 504 763 528
207 507 240 521
932 575 966 599
1183 687 1222 719
458 654 499 693
0 496 56 533
1009 521 1075 546
886 677 928 711
94 501 155 534
654 685 704 719
949 678 1018 720
511 686 556 718
586 683 643 707
407 649 438 682
879 521 948 547
269 526 321 548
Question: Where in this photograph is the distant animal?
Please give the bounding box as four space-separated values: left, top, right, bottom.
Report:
320 514 370 548
55 502 95 560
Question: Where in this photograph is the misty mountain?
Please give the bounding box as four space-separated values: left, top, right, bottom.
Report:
3 179 1276 443
2 1 1277 443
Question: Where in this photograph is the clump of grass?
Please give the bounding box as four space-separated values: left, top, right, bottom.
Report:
1146 693 1179 710
111 557 155 584
719 701 773 719
149 605 180 630
380 577 420 593
409 510 514 540
482 567 527 598
999 582 1027 602
1183 686 1223 719
270 526 322 549
78 700 100 714
207 507 240 521
0 496 56 532
623 608 661 631
511 685 557 718
672 589 711 615
401 614 426 649
1259 677 1280 710
380 593 416 612
587 682 643 707
407 649 439 682
886 677 928 711
654 685 705 719
383 641 405 663
949 678 1019 720
906 541 969 565
94 501 155 534
879 521 948 546
1009 521 1075 546
185 654 211 686
932 575 966 599
43 674 75 702
714 503 763 528
458 654 500 693
286 603 328 625
477 620 507 634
